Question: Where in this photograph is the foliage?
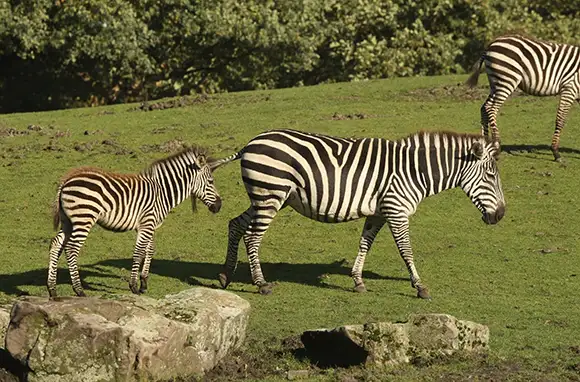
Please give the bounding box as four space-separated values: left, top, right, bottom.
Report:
0 0 578 112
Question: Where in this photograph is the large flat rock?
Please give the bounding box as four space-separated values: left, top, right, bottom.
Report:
5 288 250 382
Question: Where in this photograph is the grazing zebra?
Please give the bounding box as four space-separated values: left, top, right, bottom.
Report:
215 129 506 298
467 34 580 161
48 147 222 298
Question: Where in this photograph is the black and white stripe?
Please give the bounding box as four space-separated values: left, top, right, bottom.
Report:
48 147 222 297
217 129 506 298
467 34 580 161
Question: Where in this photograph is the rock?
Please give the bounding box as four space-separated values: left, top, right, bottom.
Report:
301 314 489 367
5 288 250 382
0 304 10 342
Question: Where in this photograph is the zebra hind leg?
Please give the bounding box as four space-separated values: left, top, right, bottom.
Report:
139 241 155 293
47 227 70 298
130 228 154 294
351 216 386 293
219 208 252 289
63 224 93 297
242 205 280 295
551 90 576 162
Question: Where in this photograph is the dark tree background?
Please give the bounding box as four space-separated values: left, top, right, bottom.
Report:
0 0 578 113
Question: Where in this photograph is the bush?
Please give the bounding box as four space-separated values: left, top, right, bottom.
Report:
0 0 578 112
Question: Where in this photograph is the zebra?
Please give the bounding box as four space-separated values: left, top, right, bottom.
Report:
214 129 506 299
466 34 580 162
48 146 222 298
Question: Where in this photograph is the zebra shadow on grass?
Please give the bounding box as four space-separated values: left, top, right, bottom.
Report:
0 258 407 297
0 267 123 297
89 258 408 293
502 144 580 161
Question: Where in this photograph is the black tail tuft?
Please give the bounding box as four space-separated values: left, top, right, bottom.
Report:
465 57 485 88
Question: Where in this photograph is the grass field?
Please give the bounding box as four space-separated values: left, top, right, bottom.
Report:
1 75 580 381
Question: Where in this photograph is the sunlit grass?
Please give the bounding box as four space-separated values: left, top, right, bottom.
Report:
1 74 579 380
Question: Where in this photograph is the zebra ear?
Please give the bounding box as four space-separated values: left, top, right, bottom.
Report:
470 141 484 160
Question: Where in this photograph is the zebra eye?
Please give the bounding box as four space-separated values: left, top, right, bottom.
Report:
189 163 200 171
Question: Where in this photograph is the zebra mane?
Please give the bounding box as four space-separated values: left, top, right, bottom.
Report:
491 33 563 47
143 145 213 173
402 130 491 143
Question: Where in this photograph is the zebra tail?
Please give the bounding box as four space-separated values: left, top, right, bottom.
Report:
52 185 63 231
209 148 245 171
465 56 484 88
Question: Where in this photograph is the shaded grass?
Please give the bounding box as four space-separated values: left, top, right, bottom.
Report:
1 74 580 380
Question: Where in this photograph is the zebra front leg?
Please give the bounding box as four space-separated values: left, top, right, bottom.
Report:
351 216 386 293
219 209 252 289
130 228 153 294
243 205 278 295
551 90 576 162
387 216 431 299
47 230 68 298
139 240 155 294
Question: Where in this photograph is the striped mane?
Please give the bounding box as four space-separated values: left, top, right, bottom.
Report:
143 146 212 174
398 130 490 143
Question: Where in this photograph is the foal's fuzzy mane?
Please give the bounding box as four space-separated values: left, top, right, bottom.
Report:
144 145 212 172
58 146 212 184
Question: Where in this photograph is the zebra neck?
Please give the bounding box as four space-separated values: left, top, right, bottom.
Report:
400 134 473 198
151 163 193 211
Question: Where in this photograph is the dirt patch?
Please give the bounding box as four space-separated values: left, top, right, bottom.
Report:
141 139 188 153
201 337 292 382
129 95 211 112
331 112 374 120
402 83 528 102
0 127 30 137
72 139 133 155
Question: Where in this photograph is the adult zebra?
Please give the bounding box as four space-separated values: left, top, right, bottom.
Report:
467 34 580 161
48 147 222 298
213 129 506 299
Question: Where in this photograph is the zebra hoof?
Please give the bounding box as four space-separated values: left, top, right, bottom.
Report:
258 284 273 295
129 284 140 295
353 284 367 293
218 273 231 289
75 291 87 298
416 287 432 300
139 287 147 294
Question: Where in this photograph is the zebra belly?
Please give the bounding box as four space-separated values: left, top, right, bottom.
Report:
284 189 376 223
97 211 140 232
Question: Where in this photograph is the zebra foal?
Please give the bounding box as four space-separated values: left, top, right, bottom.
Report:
48 147 222 298
467 34 580 161
212 129 506 299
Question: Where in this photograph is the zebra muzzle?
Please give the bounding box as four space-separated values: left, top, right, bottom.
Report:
208 198 222 214
482 203 505 225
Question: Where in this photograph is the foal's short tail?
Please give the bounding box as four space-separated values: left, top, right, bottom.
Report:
52 185 63 231
466 56 485 88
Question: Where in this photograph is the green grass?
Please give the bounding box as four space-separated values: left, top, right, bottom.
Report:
1 75 580 381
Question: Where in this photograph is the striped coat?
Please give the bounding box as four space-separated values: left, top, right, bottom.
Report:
214 129 506 298
467 34 580 161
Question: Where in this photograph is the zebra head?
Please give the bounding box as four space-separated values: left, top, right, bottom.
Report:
459 139 505 225
187 151 222 214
